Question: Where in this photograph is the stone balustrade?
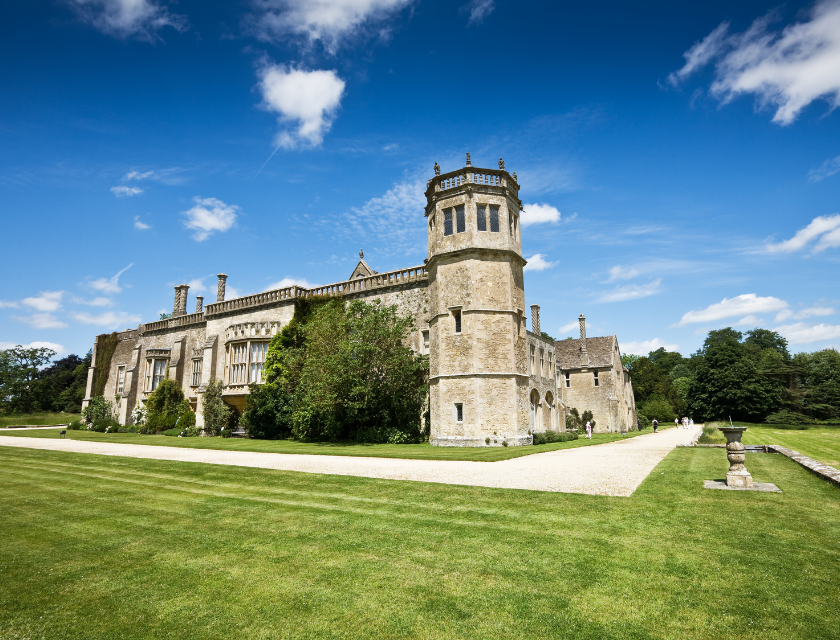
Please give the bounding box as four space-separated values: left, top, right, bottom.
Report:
203 286 306 316
434 167 517 193
141 312 206 333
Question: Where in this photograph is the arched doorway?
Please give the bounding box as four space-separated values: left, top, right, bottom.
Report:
546 391 555 430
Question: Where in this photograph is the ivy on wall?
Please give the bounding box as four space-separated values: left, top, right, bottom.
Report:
92 332 119 398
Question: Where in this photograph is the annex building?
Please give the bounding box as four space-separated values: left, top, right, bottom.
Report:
82 156 636 445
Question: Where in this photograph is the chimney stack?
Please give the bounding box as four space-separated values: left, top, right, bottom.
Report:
531 304 540 335
579 314 589 365
196 296 204 314
216 273 227 302
172 284 189 317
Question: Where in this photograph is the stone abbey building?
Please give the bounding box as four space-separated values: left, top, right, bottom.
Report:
82 157 636 445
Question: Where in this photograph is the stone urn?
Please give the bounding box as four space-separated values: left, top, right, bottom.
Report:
719 426 753 488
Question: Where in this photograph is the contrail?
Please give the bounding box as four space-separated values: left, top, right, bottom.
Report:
252 142 283 181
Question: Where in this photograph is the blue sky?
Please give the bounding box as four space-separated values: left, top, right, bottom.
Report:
1 0 839 358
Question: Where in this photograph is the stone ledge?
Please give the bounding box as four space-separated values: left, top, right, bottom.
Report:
704 479 781 493
770 445 840 489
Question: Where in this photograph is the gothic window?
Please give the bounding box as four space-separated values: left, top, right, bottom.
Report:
594 371 600 387
116 366 125 395
444 209 453 236
564 372 571 388
191 359 202 387
250 342 268 384
530 345 536 374
151 359 166 391
456 205 465 233
477 205 487 231
540 349 544 375
548 353 553 377
453 310 462 334
489 205 500 232
454 403 464 422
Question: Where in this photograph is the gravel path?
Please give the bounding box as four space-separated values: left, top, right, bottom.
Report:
0 427 700 496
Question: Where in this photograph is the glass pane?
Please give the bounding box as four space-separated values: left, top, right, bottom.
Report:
490 206 500 232
456 205 465 233
444 210 453 236
477 205 486 231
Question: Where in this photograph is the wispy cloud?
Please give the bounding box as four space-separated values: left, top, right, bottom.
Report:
72 296 113 307
775 305 835 321
775 322 840 344
346 178 427 258
606 265 642 282
264 277 317 290
258 63 346 149
89 264 133 294
460 0 494 26
597 278 662 303
250 0 413 54
523 254 556 272
668 1 840 124
559 318 589 335
71 310 142 329
13 313 68 329
621 338 679 355
521 203 561 227
677 293 788 326
111 185 143 197
808 156 840 182
65 0 187 41
121 168 186 185
182 197 239 241
764 214 840 253
134 216 151 230
22 291 64 312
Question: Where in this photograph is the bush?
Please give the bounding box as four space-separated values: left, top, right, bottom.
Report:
183 425 200 437
697 425 726 444
203 379 233 436
636 413 651 429
533 431 579 445
638 397 676 423
91 417 119 433
82 396 114 426
143 379 190 434
161 428 182 436
68 419 84 430
117 425 140 433
765 409 812 425
241 383 293 440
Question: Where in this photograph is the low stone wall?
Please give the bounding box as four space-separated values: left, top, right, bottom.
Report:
771 446 840 489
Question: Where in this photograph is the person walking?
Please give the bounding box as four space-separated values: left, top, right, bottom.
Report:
675 418 680 429
585 421 592 439
637 417 643 431
652 418 658 433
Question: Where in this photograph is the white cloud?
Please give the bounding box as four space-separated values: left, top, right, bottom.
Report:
808 156 840 182
225 285 242 300
669 0 840 125
111 185 143 197
122 168 185 184
347 178 427 257
13 313 69 329
597 278 662 303
523 254 556 272
251 0 412 53
134 216 151 230
735 315 762 326
89 264 133 294
22 291 64 312
460 0 494 26
0 341 67 355
776 306 835 321
677 293 788 326
559 319 590 335
264 277 317 291
775 322 840 343
182 197 239 241
621 338 680 355
186 277 209 293
66 0 187 40
258 64 345 148
764 214 840 253
521 203 561 226
0 300 20 308
71 311 142 329
607 265 642 282
72 296 113 307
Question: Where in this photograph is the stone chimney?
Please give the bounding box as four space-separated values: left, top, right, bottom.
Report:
216 273 227 302
173 284 189 317
579 314 589 365
196 296 204 314
530 304 540 335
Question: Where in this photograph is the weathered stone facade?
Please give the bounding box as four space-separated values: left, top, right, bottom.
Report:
82 157 633 445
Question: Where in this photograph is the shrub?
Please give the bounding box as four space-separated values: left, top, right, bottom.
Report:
533 431 579 445
241 383 293 440
638 397 676 424
203 379 233 436
82 396 114 426
117 425 140 433
636 413 651 429
765 409 812 425
161 428 182 436
697 425 726 444
91 417 119 433
183 425 200 437
68 419 84 430
143 379 190 434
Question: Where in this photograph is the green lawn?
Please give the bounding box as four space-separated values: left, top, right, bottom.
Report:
742 425 840 467
0 427 659 462
0 412 79 427
0 446 838 639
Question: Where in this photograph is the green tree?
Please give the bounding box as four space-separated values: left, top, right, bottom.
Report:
144 378 191 433
203 379 232 436
798 349 840 419
241 382 294 439
638 397 677 423
744 328 790 359
630 357 686 415
621 353 640 371
0 345 56 414
648 347 684 375
35 353 89 413
540 331 556 342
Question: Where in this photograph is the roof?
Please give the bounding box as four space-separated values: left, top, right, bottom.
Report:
554 335 616 369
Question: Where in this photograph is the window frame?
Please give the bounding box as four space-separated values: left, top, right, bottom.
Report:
455 205 465 233
476 204 487 231
443 208 453 236
116 365 126 395
191 358 202 387
564 372 571 388
454 402 464 423
489 205 500 233
453 309 462 334
226 339 271 386
594 370 600 387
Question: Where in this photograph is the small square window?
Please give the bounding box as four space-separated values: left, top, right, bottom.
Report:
456 205 465 233
421 330 430 354
564 372 571 388
489 205 500 232
453 310 462 334
444 209 453 236
477 205 487 231
454 403 464 422
594 371 600 387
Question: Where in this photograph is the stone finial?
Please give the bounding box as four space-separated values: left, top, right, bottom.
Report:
360 249 364 260
217 273 228 303
531 304 541 335
196 296 204 313
434 162 440 176
466 152 471 166
498 158 505 170
512 172 517 182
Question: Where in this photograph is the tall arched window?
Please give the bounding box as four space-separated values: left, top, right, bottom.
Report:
530 389 540 431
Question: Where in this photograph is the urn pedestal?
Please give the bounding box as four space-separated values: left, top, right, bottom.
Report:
719 426 753 488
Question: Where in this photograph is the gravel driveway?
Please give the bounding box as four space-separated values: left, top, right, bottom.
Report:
0 426 700 496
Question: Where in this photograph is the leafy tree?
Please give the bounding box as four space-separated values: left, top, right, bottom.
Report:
144 378 191 433
0 345 56 414
203 378 232 436
744 329 790 359
35 353 89 413
630 357 686 415
648 348 684 375
241 375 294 439
540 331 556 342
621 353 640 371
638 397 677 423
798 349 840 419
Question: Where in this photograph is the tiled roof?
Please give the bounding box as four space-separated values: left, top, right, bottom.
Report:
554 335 616 369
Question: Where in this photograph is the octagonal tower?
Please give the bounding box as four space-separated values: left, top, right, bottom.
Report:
426 156 530 446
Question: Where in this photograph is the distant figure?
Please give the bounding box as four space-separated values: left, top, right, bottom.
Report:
652 419 659 433
689 418 694 428
585 421 592 439
675 418 679 429
637 418 643 431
